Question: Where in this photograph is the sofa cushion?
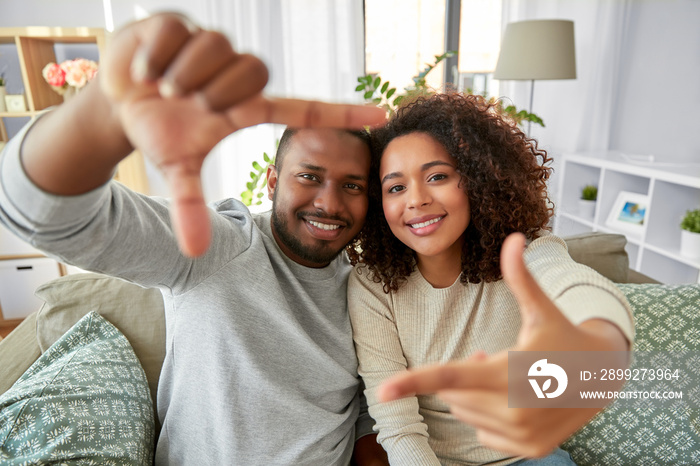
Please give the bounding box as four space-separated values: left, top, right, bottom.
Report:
0 311 154 464
563 232 629 283
563 284 700 465
33 272 165 410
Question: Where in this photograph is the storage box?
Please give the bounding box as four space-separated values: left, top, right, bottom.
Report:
0 258 61 319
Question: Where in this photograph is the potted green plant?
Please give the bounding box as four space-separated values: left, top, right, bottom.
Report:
0 71 7 113
578 184 598 219
355 52 544 127
680 208 700 259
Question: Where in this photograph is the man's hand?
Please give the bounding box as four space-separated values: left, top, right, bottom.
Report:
376 233 629 458
99 13 386 257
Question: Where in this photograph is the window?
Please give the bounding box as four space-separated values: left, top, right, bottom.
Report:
364 0 502 98
364 0 446 93
457 0 501 97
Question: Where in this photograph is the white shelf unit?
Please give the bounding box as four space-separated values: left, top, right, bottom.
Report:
553 152 700 284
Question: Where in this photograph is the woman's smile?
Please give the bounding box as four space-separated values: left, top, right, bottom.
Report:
406 214 446 235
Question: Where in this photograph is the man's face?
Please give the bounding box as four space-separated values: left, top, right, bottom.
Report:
267 129 370 267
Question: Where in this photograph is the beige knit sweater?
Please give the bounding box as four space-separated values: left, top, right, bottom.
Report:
348 233 634 466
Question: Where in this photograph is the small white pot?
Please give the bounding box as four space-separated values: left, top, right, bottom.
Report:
680 230 700 259
578 199 596 219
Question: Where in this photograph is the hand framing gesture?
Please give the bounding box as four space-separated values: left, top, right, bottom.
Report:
376 233 629 458
99 13 386 256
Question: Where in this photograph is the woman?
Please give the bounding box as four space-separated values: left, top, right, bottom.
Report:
346 93 634 465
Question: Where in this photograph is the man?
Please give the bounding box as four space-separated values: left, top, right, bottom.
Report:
0 13 387 465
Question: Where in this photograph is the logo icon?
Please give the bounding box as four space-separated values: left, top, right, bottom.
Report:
528 359 568 398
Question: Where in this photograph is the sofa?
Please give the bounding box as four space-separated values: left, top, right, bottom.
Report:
0 232 698 464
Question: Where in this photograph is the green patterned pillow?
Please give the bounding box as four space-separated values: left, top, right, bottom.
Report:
563 284 700 465
0 311 154 464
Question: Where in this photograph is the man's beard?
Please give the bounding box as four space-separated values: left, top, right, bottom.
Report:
271 202 348 266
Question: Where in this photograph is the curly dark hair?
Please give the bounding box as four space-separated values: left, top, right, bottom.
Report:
347 93 553 292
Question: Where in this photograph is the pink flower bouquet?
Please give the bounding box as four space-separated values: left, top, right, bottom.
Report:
42 59 98 96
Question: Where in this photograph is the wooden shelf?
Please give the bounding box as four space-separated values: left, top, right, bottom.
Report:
0 111 38 118
0 26 149 326
0 254 45 260
0 26 148 193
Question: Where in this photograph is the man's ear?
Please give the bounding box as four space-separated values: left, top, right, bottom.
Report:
267 164 278 200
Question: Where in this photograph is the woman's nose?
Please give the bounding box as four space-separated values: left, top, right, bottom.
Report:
407 185 430 209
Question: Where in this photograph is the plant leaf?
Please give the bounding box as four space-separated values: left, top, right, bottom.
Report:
381 81 389 93
386 88 396 99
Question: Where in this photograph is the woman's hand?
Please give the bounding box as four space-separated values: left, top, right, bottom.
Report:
376 233 629 458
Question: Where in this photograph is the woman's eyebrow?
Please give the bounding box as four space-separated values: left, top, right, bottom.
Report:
381 160 453 185
421 160 453 171
381 171 402 185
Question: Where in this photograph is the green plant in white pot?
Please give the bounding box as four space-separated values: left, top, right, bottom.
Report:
680 209 700 259
0 71 7 113
578 184 598 219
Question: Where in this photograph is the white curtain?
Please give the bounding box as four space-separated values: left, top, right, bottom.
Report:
499 0 631 155
144 0 366 209
571 2 632 153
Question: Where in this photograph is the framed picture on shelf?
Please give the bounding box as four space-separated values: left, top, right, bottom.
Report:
4 95 27 113
606 191 649 236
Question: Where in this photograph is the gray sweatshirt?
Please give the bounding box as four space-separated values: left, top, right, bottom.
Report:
0 122 373 465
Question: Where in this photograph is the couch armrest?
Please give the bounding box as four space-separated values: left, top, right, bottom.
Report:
563 232 629 283
0 312 41 397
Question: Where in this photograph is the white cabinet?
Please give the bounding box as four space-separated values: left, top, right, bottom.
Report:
0 257 61 319
0 224 66 325
553 152 700 284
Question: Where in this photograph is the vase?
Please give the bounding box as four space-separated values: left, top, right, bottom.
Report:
680 230 700 259
578 199 596 220
62 86 77 102
0 86 6 112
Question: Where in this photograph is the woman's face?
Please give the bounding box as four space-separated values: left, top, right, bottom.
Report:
379 132 470 262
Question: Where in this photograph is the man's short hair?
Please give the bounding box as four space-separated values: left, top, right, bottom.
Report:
274 128 371 172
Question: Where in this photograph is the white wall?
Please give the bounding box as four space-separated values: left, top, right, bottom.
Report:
0 0 106 28
0 0 210 30
610 1 700 162
502 0 700 165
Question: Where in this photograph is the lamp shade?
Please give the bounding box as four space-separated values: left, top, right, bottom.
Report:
493 19 576 80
